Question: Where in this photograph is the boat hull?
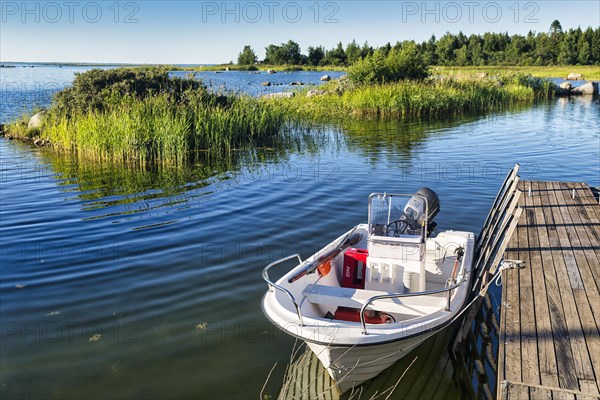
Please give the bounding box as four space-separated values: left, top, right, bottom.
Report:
261 222 475 394
307 332 434 392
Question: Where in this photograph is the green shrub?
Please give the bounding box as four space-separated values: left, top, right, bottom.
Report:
29 68 289 162
52 67 204 115
349 42 429 85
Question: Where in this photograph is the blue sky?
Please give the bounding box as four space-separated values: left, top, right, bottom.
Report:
1 1 599 63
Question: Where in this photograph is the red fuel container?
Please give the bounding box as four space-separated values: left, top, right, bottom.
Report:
333 307 391 324
341 248 368 289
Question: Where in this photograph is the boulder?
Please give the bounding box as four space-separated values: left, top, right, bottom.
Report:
559 81 572 90
261 92 295 99
0 124 5 135
306 89 326 98
552 83 570 96
267 69 276 74
567 72 583 81
571 81 597 95
290 81 303 86
261 81 271 86
320 75 331 81
225 67 230 71
28 111 45 130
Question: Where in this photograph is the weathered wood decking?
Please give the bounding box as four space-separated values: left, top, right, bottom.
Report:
498 181 600 400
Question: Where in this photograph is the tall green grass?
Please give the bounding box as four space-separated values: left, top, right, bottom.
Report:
434 65 600 80
272 74 554 121
42 93 286 163
6 68 556 163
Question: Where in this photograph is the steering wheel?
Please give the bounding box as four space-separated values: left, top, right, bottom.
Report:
386 218 410 237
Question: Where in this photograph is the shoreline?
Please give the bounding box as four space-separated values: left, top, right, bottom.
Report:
2 62 598 80
2 66 596 163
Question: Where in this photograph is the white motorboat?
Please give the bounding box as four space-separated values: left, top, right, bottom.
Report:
262 189 475 392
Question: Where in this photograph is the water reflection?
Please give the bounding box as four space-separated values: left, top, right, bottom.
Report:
2 96 598 400
21 122 449 227
273 290 502 400
23 129 333 215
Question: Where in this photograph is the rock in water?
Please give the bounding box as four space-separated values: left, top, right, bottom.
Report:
261 92 295 99
559 81 572 90
567 72 583 80
261 81 271 86
267 69 276 74
571 81 597 95
320 75 331 81
552 83 570 96
28 111 45 129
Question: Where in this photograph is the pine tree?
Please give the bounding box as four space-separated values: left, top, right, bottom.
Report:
237 45 257 65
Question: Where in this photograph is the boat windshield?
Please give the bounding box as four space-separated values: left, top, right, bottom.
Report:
368 193 427 239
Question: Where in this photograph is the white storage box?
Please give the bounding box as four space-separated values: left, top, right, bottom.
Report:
365 257 405 293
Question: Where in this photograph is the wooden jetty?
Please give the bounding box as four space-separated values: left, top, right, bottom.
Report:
274 166 600 399
498 181 600 400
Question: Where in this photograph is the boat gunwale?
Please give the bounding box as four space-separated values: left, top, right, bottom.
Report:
261 292 465 347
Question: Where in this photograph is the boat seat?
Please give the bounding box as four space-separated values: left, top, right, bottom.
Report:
303 284 447 317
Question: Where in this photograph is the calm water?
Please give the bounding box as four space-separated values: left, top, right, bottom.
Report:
0 66 599 399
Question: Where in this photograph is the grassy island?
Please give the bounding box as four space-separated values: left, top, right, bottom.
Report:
5 68 287 162
4 53 558 163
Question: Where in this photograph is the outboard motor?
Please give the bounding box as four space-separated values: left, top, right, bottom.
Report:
416 187 440 222
403 187 440 236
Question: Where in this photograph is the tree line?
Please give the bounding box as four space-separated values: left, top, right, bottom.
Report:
237 21 600 67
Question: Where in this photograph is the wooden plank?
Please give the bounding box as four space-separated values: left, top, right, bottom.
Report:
552 182 600 395
501 207 522 387
556 184 590 290
531 181 577 399
551 183 600 329
541 182 597 385
562 182 600 290
554 183 600 316
499 381 530 400
498 180 600 400
521 182 550 399
477 163 520 249
477 176 522 274
568 182 600 230
579 379 600 400
488 206 523 275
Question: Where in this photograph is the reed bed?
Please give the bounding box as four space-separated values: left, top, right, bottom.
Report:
433 65 600 80
6 68 555 163
41 94 287 163
272 74 554 122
